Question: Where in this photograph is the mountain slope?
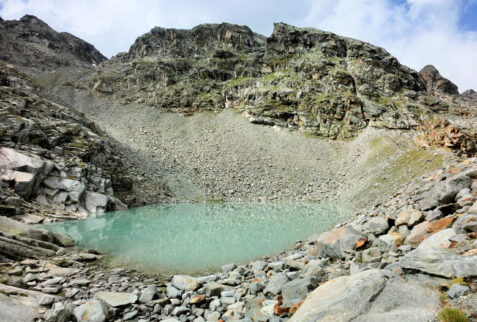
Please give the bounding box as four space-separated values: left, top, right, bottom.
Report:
0 15 106 75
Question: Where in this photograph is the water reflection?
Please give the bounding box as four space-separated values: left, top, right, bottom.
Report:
45 202 349 274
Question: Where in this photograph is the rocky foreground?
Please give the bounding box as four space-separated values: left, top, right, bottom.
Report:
1 156 477 321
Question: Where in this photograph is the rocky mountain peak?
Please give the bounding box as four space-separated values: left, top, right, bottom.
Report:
126 22 266 60
0 15 106 75
419 64 459 95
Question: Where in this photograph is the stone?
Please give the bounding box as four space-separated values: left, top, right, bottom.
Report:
250 261 267 271
363 217 389 235
395 209 423 227
420 65 459 95
428 216 456 233
300 259 326 280
172 306 188 316
264 273 289 297
204 282 225 297
289 269 386 321
468 201 477 214
404 221 430 248
268 261 285 271
139 285 157 303
94 291 137 307
281 277 318 307
315 226 366 258
44 301 74 322
204 311 220 321
73 300 109 322
209 298 221 311
401 228 477 277
190 294 206 304
84 191 108 214
167 285 181 298
420 175 472 210
447 284 470 299
38 293 56 306
453 214 477 233
123 310 138 320
352 275 441 321
362 247 382 262
221 263 236 274
172 275 199 291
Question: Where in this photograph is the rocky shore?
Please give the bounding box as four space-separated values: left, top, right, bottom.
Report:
1 157 476 321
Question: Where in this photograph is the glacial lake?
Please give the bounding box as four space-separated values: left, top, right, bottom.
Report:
45 202 350 274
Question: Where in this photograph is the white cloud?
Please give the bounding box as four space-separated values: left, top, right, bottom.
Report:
0 0 475 91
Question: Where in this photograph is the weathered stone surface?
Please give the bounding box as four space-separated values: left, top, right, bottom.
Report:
281 276 318 307
94 291 137 307
315 226 366 258
0 292 40 322
395 209 423 227
420 175 472 210
404 221 430 248
363 217 389 235
401 228 477 277
264 272 289 297
84 191 108 214
74 300 109 322
172 275 199 291
453 214 477 233
420 65 459 95
362 247 382 262
447 283 470 299
352 275 441 321
139 285 157 303
289 269 386 321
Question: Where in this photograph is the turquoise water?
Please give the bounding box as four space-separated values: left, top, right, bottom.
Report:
45 202 349 274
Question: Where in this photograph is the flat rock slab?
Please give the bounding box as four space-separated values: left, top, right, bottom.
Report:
290 269 386 321
95 291 137 307
172 275 199 291
353 275 441 321
400 228 477 277
0 293 40 322
290 269 441 322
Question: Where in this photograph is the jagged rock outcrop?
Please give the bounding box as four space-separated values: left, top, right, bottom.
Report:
0 64 132 217
86 22 441 139
462 89 477 99
419 65 459 95
0 15 106 75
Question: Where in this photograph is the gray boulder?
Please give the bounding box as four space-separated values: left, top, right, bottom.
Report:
264 273 289 297
400 228 477 277
363 217 389 235
447 284 470 299
289 269 386 321
84 191 109 214
94 291 137 307
74 300 109 322
420 175 472 210
281 276 318 307
315 226 366 258
172 275 199 291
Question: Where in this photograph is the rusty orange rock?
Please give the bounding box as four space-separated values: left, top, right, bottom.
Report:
355 238 367 250
427 216 456 233
289 300 305 314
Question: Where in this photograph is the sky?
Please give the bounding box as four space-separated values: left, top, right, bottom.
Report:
0 0 476 92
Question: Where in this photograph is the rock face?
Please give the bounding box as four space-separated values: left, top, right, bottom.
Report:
0 64 135 216
0 15 106 75
86 22 441 139
419 65 459 95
